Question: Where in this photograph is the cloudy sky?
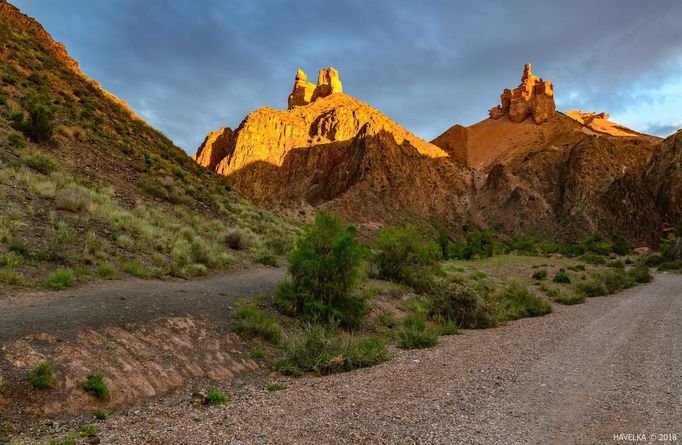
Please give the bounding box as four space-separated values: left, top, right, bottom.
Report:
12 0 682 152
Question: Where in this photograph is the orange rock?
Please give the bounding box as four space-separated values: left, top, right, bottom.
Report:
311 67 343 101
492 64 555 124
194 127 233 170
287 68 316 109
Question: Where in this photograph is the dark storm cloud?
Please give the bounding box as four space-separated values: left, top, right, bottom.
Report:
11 0 682 151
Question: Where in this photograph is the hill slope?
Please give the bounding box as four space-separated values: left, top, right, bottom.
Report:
0 0 294 291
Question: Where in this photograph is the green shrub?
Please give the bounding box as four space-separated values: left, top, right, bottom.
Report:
567 264 585 272
55 186 90 212
7 131 25 149
233 300 282 343
435 321 459 336
644 254 664 267
28 361 56 389
372 224 440 287
552 269 571 283
541 283 585 305
0 269 24 286
607 260 625 269
255 250 278 267
122 261 152 278
505 235 537 255
498 282 552 320
95 263 117 280
275 213 367 327
599 269 631 294
470 270 487 280
265 383 287 392
79 372 109 400
224 228 253 250
531 269 548 280
628 263 652 283
463 227 496 259
574 278 608 298
22 153 57 174
658 260 682 271
45 268 75 290
12 102 56 143
395 315 438 349
426 280 484 328
580 252 607 265
205 390 229 406
94 410 107 421
185 263 208 277
275 325 388 376
250 347 266 360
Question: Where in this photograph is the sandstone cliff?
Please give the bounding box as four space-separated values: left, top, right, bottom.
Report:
288 67 343 109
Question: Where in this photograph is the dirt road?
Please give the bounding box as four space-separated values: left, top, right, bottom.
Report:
0 267 285 341
97 273 681 445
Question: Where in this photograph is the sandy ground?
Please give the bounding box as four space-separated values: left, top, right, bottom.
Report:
88 273 682 445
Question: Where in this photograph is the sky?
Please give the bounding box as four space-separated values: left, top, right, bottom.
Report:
12 0 682 152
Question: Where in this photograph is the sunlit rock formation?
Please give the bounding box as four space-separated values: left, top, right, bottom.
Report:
287 67 343 109
488 64 555 124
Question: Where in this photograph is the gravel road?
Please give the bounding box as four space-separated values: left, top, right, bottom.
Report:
97 273 681 445
0 267 285 341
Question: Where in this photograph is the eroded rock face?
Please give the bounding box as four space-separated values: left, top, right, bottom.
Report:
194 127 233 170
287 69 316 109
647 130 682 226
287 67 343 109
489 64 555 124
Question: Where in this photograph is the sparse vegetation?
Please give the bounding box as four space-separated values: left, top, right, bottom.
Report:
255 250 278 267
265 383 287 392
27 361 56 389
395 314 438 349
497 282 552 320
79 372 109 400
250 347 266 360
531 269 548 280
574 278 608 298
21 153 57 174
95 263 117 280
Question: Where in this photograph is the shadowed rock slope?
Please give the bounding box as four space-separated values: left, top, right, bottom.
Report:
0 0 294 290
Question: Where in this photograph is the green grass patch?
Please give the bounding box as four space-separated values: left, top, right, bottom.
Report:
95 263 117 280
395 315 438 349
205 390 229 406
265 383 287 392
255 250 278 267
552 269 571 283
275 325 388 376
45 268 75 290
498 282 552 320
233 300 282 343
21 153 57 175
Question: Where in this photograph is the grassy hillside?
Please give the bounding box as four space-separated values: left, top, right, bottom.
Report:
0 2 296 292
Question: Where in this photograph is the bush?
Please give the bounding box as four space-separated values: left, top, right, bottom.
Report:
498 282 552 320
599 269 632 294
505 235 537 255
45 268 75 290
184 263 207 277
255 250 278 267
95 263 117 280
574 278 608 298
206 390 229 406
541 285 585 305
531 269 548 280
232 300 282 343
628 263 652 283
250 347 266 360
644 254 665 267
122 261 152 278
0 269 24 286
395 315 438 349
426 280 484 328
580 252 607 265
265 383 287 392
372 224 440 288
224 228 253 250
22 153 57 175
13 103 56 143
567 264 585 272
607 260 625 269
55 186 91 212
79 373 109 400
28 361 56 389
8 131 25 149
658 260 682 271
275 213 367 327
552 269 571 283
275 325 388 376
463 227 496 259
